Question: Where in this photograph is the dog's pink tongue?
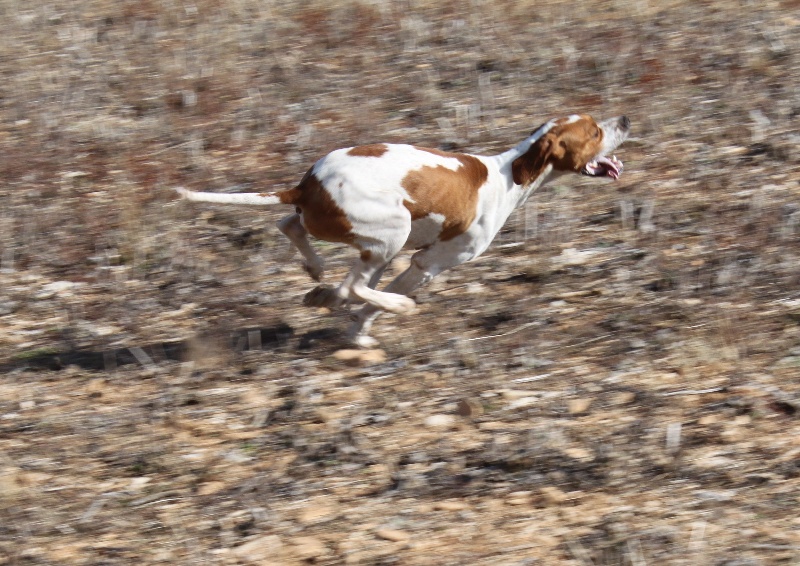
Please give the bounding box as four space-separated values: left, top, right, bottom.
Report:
598 156 623 179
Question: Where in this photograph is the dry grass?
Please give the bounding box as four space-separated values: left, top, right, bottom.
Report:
1 0 799 564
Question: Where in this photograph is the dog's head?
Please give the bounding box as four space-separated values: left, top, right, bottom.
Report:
512 115 630 186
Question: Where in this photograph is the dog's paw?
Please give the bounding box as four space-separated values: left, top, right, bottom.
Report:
302 261 325 282
303 285 342 308
351 334 380 349
382 294 417 315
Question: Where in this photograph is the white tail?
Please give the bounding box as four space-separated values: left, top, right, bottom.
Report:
174 187 282 206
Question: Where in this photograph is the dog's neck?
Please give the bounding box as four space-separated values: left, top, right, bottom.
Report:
493 125 558 210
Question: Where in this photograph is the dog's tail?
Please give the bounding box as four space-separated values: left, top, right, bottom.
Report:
174 186 284 206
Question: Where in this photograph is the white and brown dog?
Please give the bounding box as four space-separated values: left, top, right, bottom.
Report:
176 114 630 347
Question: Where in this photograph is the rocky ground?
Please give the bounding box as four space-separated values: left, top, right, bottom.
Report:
1 1 799 564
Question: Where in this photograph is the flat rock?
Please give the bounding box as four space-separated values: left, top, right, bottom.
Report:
568 398 593 414
197 481 227 496
506 492 532 506
500 389 538 400
456 398 483 417
290 536 329 561
477 421 507 431
424 414 455 429
433 500 469 511
298 504 338 525
539 486 569 505
233 535 283 563
611 391 637 405
375 528 411 542
332 349 387 366
508 396 539 410
562 447 594 462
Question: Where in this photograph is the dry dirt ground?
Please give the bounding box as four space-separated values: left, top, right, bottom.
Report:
1 1 800 564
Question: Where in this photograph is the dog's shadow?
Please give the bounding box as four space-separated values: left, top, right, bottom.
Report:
4 322 354 372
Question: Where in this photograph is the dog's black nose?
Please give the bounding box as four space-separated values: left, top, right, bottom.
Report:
619 115 631 130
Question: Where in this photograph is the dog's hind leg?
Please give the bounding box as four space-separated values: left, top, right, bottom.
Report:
346 244 465 347
277 213 324 281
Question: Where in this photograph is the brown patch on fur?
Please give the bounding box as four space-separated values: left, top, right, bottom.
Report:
279 169 354 243
401 148 489 241
360 250 372 262
512 115 605 186
347 144 389 158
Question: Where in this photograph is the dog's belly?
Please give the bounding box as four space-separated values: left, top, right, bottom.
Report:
405 213 446 249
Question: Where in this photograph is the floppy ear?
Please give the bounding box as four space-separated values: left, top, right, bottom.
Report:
512 134 554 186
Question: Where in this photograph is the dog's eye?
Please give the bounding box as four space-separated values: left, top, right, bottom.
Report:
593 128 601 138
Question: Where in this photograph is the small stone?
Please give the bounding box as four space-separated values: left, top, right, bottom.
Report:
233 535 283 563
0 467 23 500
433 500 469 511
694 489 736 503
375 528 410 542
563 447 594 462
290 536 329 561
568 398 593 414
128 477 151 491
500 389 537 400
0 300 18 315
611 391 637 405
424 414 455 430
298 504 337 525
477 421 506 431
197 481 227 496
539 486 569 505
506 491 532 506
508 396 539 410
698 414 720 426
456 398 483 418
35 281 81 299
85 379 107 396
332 349 387 366
19 400 35 410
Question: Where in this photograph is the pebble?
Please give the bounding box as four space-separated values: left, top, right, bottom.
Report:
197 481 227 496
433 500 469 511
694 489 737 503
424 414 455 429
128 477 151 491
375 528 411 542
568 398 593 414
233 535 283 563
539 486 569 505
562 447 594 462
34 281 82 299
0 300 17 315
554 248 596 266
332 349 387 366
499 389 537 400
290 536 329 560
506 491 532 506
298 504 337 525
508 396 539 410
477 421 506 431
456 398 483 417
0 467 22 499
611 391 637 405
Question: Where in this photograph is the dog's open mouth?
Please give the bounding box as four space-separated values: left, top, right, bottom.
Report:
582 155 624 180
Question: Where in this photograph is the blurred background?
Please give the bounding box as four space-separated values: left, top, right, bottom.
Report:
1 1 799 564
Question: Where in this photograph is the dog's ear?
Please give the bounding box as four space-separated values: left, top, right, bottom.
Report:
512 133 555 186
